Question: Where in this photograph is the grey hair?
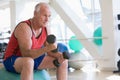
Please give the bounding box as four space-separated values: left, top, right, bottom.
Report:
34 2 49 13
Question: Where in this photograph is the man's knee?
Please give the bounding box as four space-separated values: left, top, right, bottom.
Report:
54 59 68 68
63 60 68 67
14 57 34 73
23 57 34 68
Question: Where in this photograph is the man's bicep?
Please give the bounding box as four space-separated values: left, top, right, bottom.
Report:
14 23 32 56
18 36 32 55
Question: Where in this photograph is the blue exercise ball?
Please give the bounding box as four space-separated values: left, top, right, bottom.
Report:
93 27 102 46
57 43 69 53
68 36 83 53
0 68 51 80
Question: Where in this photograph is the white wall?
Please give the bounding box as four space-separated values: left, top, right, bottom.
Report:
113 0 120 70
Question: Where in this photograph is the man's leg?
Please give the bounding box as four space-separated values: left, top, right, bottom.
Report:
57 57 68 80
14 57 34 80
38 55 68 80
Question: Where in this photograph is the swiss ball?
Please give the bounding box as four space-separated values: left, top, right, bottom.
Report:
68 36 88 69
68 52 88 69
57 43 69 53
0 68 51 80
68 36 83 53
93 27 102 46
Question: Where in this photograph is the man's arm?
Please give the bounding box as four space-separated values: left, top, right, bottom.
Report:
14 23 56 59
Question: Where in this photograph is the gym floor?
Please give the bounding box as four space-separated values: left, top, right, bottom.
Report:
0 63 120 80
49 69 118 80
48 62 120 80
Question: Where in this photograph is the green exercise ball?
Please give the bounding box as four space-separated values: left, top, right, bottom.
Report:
68 36 83 53
93 27 102 46
0 68 51 80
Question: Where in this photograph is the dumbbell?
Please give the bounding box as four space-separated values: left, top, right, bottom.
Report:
46 34 70 58
53 51 70 67
46 34 70 67
113 48 120 73
46 34 58 53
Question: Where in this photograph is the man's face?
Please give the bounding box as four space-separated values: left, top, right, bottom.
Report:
35 7 51 27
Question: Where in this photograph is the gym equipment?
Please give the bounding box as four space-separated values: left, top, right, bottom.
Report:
53 59 61 67
0 67 51 80
117 14 120 20
57 43 68 53
68 52 88 69
0 43 7 52
118 24 120 30
113 48 120 73
68 36 83 53
0 43 7 63
46 34 70 67
93 27 102 46
53 51 70 67
46 34 57 52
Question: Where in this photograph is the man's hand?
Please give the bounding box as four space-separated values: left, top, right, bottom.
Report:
45 43 57 53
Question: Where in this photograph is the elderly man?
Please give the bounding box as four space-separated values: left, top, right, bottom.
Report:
3 2 68 80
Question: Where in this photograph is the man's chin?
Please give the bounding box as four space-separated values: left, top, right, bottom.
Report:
43 23 48 26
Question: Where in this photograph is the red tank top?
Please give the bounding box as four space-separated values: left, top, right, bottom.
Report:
4 20 47 60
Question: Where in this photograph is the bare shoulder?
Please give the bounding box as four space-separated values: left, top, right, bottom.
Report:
14 22 32 39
